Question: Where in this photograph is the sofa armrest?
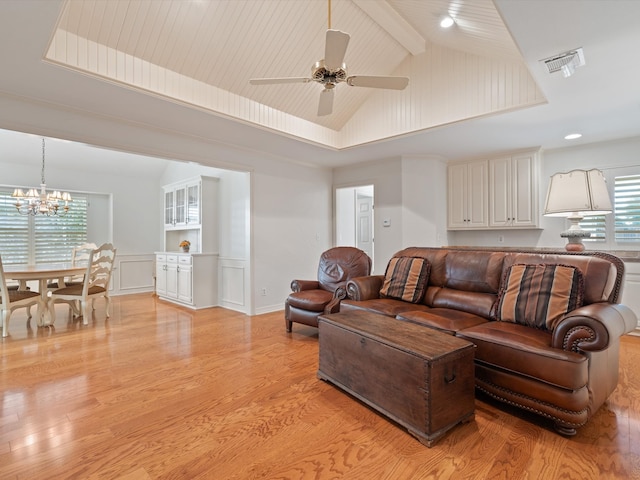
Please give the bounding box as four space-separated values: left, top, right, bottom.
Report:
551 303 637 353
290 280 320 292
346 275 385 301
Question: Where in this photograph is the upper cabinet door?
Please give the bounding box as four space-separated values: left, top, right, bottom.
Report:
174 186 187 225
510 153 538 227
447 163 469 229
489 153 539 228
447 161 488 229
489 157 512 227
186 182 200 225
467 161 489 228
164 190 175 227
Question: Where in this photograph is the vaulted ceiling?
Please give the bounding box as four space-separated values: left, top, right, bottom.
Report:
46 0 544 148
0 1 639 169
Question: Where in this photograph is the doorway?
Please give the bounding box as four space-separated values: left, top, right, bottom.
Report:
335 185 374 270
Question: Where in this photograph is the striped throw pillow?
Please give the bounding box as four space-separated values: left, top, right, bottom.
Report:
494 264 584 331
380 257 430 303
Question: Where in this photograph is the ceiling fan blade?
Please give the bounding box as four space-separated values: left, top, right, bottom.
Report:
318 88 334 116
346 76 409 90
249 77 311 85
324 29 350 71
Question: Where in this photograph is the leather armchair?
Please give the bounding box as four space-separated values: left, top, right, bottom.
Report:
285 247 371 332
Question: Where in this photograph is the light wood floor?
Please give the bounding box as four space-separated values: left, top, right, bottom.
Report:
1 293 639 479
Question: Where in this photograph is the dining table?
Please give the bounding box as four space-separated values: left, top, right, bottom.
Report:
4 263 88 326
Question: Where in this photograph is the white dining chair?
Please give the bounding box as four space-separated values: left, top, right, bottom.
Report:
0 257 44 337
47 242 98 289
47 243 116 325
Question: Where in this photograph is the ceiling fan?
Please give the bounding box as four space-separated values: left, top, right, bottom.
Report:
249 0 409 117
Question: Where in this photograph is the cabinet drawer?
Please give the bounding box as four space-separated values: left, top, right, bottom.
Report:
156 254 166 262
166 254 179 263
178 255 192 265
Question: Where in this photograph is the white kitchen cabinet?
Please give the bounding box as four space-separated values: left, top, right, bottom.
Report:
447 160 489 229
489 151 540 228
156 254 178 299
155 253 218 309
448 149 540 231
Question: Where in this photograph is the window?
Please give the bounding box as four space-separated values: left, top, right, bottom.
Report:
614 174 640 242
579 169 640 248
0 188 88 265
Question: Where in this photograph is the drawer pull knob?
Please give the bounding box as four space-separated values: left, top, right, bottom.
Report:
444 373 456 384
360 338 366 345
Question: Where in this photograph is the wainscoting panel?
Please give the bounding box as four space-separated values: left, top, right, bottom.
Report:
112 254 155 296
219 257 247 313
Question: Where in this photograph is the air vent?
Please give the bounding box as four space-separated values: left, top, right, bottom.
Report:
541 48 585 77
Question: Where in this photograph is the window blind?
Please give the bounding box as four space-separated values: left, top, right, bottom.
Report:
0 191 30 264
0 188 88 264
615 175 640 242
580 215 606 242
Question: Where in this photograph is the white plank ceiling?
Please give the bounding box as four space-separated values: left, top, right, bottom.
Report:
46 0 539 148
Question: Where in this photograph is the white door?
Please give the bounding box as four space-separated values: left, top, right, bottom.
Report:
335 184 374 268
356 194 373 261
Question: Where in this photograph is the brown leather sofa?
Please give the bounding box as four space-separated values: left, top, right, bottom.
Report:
340 247 637 435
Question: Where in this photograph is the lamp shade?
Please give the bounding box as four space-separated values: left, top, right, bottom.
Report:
544 169 612 217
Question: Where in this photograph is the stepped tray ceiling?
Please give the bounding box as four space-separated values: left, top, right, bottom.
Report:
46 0 545 150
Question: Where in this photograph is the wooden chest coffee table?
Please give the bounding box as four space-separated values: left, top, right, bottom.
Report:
317 310 476 447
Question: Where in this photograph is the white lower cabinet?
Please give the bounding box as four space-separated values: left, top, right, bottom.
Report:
156 253 218 309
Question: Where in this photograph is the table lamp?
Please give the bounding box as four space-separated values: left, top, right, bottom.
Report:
544 169 612 251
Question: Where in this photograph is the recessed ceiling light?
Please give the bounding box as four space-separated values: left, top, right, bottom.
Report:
440 16 455 28
564 133 582 140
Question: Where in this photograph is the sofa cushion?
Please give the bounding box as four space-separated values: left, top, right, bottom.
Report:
380 257 430 303
494 263 584 331
457 321 588 391
287 289 333 312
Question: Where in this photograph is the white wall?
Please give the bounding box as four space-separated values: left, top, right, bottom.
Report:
334 156 448 273
400 155 449 249
252 162 333 314
335 187 356 246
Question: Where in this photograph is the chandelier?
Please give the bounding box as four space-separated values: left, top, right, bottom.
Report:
11 138 72 216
